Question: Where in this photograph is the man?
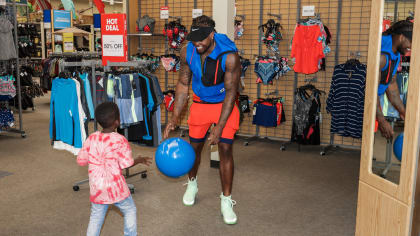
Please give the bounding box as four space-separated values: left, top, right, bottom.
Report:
163 15 241 225
377 20 413 139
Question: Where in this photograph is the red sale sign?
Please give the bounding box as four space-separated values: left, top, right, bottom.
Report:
101 14 128 66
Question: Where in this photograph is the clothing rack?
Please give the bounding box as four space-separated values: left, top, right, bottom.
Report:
60 60 101 192
67 60 149 192
49 52 102 59
0 0 26 138
60 60 102 130
103 61 153 181
103 60 156 145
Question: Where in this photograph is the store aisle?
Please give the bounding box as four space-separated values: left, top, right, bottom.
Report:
0 94 360 236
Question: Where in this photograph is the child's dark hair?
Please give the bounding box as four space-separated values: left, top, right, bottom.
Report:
192 15 215 28
383 20 413 40
95 102 120 129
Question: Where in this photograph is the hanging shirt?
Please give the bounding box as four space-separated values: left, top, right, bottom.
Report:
291 24 325 74
114 74 143 128
80 73 95 119
77 131 133 204
326 63 367 139
49 78 84 154
0 16 17 60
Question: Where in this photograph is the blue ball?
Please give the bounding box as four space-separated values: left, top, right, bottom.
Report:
155 138 196 178
393 133 404 162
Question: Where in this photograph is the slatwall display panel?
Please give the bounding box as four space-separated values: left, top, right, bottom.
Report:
234 0 372 148
234 0 266 136
327 0 371 147
396 1 416 20
384 0 415 21
259 0 340 141
129 0 390 149
293 0 338 145
257 0 299 140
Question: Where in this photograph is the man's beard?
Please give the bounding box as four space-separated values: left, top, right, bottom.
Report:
397 45 407 55
197 45 209 55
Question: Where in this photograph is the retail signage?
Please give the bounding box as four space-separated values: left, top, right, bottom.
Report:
0 0 6 6
160 6 169 19
302 6 315 17
53 10 71 29
93 14 101 29
192 9 202 18
63 33 74 52
101 14 128 65
43 9 51 28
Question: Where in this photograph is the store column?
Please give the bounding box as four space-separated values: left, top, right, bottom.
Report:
210 0 235 168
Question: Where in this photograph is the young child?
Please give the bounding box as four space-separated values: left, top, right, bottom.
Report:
77 102 152 236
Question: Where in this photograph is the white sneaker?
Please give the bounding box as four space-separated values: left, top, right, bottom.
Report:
183 177 198 206
220 193 237 225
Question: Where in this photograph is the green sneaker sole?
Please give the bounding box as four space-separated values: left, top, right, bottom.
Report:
221 213 237 225
183 201 195 206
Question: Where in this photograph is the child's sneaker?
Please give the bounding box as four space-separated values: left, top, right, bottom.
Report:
220 193 237 225
182 177 198 206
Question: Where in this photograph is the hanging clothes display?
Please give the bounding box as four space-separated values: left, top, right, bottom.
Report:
160 54 180 72
131 53 160 72
0 75 16 131
95 73 108 106
41 57 64 90
50 76 88 155
291 84 323 145
290 17 331 74
0 15 17 61
107 73 144 128
17 23 41 58
0 75 16 101
234 17 244 40
162 20 188 49
259 19 283 53
326 59 367 139
252 98 285 127
163 90 175 112
79 72 95 119
238 95 250 113
105 70 163 146
137 15 156 34
254 56 290 85
0 108 14 130
13 65 44 110
240 56 250 78
319 25 331 71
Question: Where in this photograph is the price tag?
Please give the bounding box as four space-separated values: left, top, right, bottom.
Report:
302 6 315 17
192 9 203 18
160 6 169 19
102 35 124 57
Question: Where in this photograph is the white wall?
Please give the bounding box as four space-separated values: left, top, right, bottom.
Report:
212 0 235 40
